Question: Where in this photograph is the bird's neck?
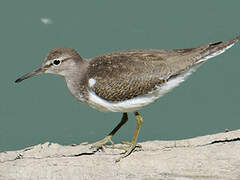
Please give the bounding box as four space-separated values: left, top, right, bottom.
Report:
64 59 89 102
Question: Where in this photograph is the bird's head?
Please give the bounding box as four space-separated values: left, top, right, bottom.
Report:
15 47 84 83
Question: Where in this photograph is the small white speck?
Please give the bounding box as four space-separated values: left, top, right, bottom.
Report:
89 78 96 87
41 18 52 25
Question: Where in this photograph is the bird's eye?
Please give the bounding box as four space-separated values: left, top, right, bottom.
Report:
52 59 61 66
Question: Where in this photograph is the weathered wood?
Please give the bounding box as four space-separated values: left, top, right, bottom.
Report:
1 130 240 180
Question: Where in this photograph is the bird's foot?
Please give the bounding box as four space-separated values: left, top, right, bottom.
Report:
107 141 142 150
121 141 142 148
91 138 142 162
90 135 114 150
107 142 142 162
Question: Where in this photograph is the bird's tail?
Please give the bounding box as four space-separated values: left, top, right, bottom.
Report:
196 35 240 63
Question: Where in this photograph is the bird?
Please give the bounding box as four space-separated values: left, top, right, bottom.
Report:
15 36 240 162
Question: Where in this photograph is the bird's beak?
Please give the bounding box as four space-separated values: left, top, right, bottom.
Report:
15 67 44 83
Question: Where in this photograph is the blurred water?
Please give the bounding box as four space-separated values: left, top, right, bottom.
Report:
0 0 240 152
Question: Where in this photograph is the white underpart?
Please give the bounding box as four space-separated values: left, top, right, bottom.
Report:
87 43 236 112
89 78 96 87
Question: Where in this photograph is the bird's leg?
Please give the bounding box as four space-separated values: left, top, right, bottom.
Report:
91 112 128 149
115 111 143 162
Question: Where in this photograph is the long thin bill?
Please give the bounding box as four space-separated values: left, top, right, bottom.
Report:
15 67 43 83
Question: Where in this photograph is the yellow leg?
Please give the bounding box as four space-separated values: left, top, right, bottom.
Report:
91 113 128 149
115 111 143 162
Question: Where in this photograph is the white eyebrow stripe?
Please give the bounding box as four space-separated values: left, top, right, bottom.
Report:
44 55 72 66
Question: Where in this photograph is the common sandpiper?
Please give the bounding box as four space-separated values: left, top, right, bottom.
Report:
15 36 240 162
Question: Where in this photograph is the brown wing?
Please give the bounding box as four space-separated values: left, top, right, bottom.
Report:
87 37 239 102
87 53 171 102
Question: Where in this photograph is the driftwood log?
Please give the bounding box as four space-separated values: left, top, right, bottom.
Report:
1 130 240 180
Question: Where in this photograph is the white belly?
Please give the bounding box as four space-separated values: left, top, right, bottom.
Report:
88 89 161 112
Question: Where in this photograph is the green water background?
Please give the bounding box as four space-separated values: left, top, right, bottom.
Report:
1 0 240 151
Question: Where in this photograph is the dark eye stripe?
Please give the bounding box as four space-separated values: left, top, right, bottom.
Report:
44 56 74 68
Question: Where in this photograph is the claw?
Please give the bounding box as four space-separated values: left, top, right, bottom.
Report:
121 141 142 148
115 143 137 163
90 135 114 149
